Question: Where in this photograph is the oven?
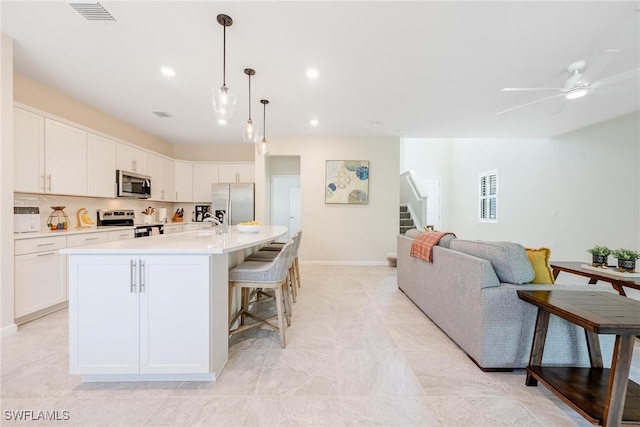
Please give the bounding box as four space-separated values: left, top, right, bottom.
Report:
134 224 164 238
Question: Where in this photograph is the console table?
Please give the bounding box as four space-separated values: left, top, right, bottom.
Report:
550 261 640 296
517 290 640 426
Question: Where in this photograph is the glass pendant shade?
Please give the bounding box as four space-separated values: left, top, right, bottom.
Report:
258 137 270 156
212 85 236 120
242 119 258 142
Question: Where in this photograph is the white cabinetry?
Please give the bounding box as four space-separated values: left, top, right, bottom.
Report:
163 224 183 235
66 232 109 248
13 107 44 193
14 236 67 321
174 161 193 202
117 144 147 174
13 108 87 196
218 163 254 183
147 154 175 201
108 229 135 241
192 163 219 202
87 133 116 198
44 119 88 196
69 255 211 375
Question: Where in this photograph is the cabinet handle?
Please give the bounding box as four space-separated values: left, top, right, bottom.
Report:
130 260 137 293
37 251 57 257
132 160 137 171
139 259 146 293
85 237 99 241
119 233 129 237
46 174 52 192
161 190 165 200
36 242 56 247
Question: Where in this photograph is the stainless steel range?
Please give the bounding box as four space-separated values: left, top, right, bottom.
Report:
96 209 164 238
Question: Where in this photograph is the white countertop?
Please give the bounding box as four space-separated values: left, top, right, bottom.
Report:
13 221 202 240
60 225 288 255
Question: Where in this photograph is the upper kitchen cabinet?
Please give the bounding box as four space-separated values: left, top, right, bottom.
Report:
117 144 147 174
147 154 175 201
174 161 193 202
87 134 116 198
192 163 219 202
14 107 45 193
218 163 254 183
44 118 88 196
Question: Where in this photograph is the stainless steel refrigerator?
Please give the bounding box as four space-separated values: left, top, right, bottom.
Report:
211 183 255 225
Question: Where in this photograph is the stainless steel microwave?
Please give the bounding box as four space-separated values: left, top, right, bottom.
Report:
116 170 151 199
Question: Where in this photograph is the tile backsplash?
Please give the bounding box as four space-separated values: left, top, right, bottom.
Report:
14 193 204 231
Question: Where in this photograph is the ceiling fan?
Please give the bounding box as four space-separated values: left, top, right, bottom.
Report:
496 53 640 115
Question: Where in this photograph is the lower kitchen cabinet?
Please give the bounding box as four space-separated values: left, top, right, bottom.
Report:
14 236 67 321
68 254 211 375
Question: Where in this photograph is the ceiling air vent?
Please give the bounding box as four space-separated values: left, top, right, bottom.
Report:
152 111 173 118
67 2 116 22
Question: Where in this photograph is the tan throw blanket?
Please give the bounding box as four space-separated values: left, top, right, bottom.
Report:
410 231 456 262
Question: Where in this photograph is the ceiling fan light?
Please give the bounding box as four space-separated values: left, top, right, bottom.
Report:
565 87 589 100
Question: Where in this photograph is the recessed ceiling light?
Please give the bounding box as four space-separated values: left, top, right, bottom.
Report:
160 67 175 77
371 121 383 128
310 119 319 126
306 68 319 79
218 118 227 125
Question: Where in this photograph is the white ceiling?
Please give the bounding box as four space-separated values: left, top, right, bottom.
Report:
2 1 639 145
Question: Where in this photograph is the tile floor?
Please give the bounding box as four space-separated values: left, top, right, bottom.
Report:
2 265 639 426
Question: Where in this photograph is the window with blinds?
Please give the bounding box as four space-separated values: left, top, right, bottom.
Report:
479 170 498 222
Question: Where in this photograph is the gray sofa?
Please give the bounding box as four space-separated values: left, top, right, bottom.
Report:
397 231 615 370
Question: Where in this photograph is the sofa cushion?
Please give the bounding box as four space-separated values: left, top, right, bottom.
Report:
525 247 554 284
449 240 534 284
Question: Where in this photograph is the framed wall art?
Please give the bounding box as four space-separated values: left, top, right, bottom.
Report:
325 160 369 204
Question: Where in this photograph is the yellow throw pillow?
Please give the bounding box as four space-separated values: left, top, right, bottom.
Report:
525 247 554 284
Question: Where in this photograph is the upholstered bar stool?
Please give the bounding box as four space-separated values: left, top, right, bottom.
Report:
228 239 295 348
246 231 301 302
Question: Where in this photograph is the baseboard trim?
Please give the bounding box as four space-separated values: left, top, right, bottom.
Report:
1 323 18 337
300 261 389 266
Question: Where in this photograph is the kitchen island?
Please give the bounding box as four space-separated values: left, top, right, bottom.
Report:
61 225 287 382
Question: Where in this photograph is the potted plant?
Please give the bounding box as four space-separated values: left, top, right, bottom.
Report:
586 245 611 267
610 248 640 273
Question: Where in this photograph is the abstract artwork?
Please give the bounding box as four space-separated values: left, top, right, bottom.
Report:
325 160 369 204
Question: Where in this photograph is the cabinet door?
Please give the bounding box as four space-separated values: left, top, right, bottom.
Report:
117 144 147 174
108 229 135 241
44 118 87 196
87 133 116 197
161 157 175 201
13 107 45 193
14 250 67 319
68 255 140 374
218 163 254 183
192 163 219 202
163 224 183 235
139 255 210 374
174 161 193 202
146 153 162 200
235 163 255 183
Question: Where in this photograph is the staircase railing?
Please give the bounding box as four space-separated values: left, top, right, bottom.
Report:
400 170 428 230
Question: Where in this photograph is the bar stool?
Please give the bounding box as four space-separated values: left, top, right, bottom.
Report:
246 231 302 301
228 239 295 348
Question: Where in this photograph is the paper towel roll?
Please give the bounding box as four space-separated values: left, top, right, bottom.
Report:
158 208 167 223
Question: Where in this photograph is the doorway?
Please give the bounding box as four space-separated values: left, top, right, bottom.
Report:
271 175 301 240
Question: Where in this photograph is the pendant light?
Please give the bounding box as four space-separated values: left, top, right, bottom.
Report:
242 68 257 142
211 14 236 121
257 99 270 156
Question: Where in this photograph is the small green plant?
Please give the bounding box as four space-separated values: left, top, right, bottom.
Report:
611 248 640 261
586 245 611 256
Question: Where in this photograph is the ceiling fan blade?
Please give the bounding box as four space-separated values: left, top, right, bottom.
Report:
551 98 567 116
502 87 562 92
581 49 620 83
591 68 640 89
496 93 563 115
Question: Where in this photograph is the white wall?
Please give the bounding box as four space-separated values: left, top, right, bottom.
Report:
1 33 16 335
256 136 400 264
402 112 640 262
